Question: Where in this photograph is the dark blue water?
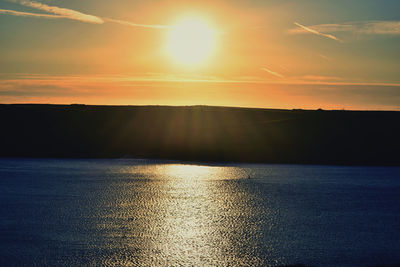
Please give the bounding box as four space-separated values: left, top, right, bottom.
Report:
0 159 399 266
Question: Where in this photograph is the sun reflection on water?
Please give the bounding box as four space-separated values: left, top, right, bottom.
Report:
162 164 238 180
145 163 260 265
103 162 266 265
121 162 247 181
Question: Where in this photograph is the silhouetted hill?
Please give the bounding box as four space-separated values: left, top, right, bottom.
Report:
1 104 399 166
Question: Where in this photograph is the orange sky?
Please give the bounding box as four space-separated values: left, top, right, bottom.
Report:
1 0 399 110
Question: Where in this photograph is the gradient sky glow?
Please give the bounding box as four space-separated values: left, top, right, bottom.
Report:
1 0 399 110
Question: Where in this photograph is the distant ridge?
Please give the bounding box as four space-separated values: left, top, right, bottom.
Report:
0 104 399 166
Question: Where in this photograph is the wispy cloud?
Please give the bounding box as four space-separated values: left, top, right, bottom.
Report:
291 21 400 36
318 54 331 61
1 74 399 110
104 18 169 29
299 75 342 82
260 67 284 78
2 0 169 28
2 73 400 89
8 0 104 24
293 22 342 42
0 8 63 18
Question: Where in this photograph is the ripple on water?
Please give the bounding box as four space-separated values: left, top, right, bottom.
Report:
0 159 399 266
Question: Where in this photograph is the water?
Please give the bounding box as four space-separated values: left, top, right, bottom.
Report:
0 159 399 266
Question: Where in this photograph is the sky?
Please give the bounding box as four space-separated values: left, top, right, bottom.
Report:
0 0 399 110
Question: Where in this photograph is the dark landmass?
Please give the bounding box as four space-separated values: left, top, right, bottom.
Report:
0 104 399 166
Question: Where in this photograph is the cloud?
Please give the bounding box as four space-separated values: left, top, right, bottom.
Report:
1 75 399 110
2 0 170 29
0 8 64 19
104 18 169 29
9 0 104 24
291 21 400 36
318 54 331 61
299 75 342 81
359 21 400 34
293 22 342 42
260 67 284 78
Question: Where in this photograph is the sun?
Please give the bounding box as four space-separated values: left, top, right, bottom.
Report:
166 17 217 66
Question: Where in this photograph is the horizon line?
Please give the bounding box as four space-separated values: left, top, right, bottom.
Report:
1 102 399 112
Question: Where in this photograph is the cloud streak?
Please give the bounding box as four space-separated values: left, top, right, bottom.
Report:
299 75 342 82
293 22 342 42
2 75 399 110
2 0 169 28
105 18 169 29
0 8 63 18
8 0 104 24
260 67 284 78
291 21 400 36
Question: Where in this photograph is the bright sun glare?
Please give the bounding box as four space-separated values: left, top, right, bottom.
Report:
167 17 217 66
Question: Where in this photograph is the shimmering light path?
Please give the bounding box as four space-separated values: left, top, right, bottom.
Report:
0 159 400 266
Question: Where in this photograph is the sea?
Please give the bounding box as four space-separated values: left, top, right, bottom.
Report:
0 158 399 266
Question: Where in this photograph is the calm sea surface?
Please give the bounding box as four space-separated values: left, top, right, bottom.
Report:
0 159 399 266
